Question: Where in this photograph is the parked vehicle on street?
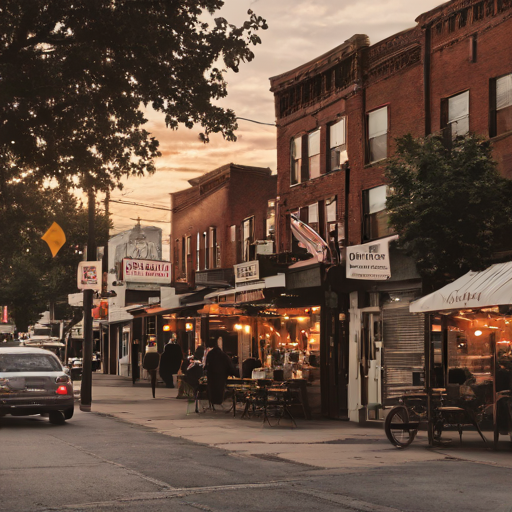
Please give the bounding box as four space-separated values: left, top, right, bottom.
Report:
0 346 74 424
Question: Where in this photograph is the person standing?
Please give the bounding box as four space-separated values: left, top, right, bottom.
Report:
159 340 183 388
204 337 236 406
131 339 140 385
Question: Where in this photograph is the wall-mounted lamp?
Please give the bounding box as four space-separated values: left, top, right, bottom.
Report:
185 322 194 331
235 324 242 331
244 325 251 334
163 324 171 332
474 330 483 336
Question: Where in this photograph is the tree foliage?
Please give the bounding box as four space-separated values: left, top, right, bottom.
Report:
0 182 110 331
385 133 512 286
0 1 267 191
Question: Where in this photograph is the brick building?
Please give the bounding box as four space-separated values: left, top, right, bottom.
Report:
269 0 512 421
170 163 277 289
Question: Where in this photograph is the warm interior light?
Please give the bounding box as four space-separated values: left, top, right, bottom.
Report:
234 324 242 331
185 322 193 331
163 324 171 332
474 330 483 336
244 325 251 334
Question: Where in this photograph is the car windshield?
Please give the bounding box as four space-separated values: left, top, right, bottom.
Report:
0 353 62 372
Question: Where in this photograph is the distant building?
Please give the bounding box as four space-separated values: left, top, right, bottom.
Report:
170 163 277 289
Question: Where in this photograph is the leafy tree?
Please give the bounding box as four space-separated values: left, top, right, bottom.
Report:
385 133 512 287
0 182 109 331
0 1 268 191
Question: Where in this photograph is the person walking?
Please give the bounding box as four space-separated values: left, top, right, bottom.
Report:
142 342 160 398
204 337 236 406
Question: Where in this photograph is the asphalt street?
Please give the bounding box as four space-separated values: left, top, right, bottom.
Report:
1 374 512 512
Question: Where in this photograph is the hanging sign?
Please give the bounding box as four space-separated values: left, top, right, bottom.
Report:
234 261 260 283
77 261 102 291
122 259 172 284
346 235 398 280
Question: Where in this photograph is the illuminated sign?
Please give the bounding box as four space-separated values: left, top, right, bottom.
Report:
122 259 172 284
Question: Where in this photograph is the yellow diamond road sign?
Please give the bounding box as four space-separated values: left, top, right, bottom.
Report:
41 222 66 257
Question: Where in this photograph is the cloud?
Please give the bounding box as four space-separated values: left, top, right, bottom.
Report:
110 0 444 233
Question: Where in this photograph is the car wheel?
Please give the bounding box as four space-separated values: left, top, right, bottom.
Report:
63 407 74 420
49 411 65 425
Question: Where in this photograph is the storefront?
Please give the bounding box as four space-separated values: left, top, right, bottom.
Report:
337 237 424 423
202 271 324 415
410 262 512 440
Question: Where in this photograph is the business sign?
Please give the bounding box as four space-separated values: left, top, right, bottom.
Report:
346 236 397 280
234 260 260 283
122 259 172 284
77 261 102 291
236 289 265 304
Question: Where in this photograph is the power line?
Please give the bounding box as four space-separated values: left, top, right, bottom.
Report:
109 199 170 211
236 117 275 127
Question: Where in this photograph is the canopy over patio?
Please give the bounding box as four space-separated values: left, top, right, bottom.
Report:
410 262 512 313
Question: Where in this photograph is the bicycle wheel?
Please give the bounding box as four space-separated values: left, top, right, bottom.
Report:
385 406 418 448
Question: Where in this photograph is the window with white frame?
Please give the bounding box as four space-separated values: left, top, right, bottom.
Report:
186 236 191 276
242 216 254 262
368 107 388 163
307 203 319 233
496 73 512 136
290 136 302 185
196 232 200 271
362 185 394 241
203 231 208 270
266 199 276 240
308 129 321 179
446 91 469 138
209 227 218 269
329 118 347 172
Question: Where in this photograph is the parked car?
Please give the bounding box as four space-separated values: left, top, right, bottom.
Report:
68 358 83 381
0 346 74 424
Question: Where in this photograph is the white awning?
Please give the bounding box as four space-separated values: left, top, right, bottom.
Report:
410 262 512 313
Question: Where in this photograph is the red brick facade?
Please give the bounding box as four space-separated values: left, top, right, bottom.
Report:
270 1 512 252
170 163 277 285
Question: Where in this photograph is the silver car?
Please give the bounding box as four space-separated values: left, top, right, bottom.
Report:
0 346 74 424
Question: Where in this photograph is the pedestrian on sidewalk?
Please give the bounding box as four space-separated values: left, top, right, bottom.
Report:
131 339 140 385
143 342 160 398
204 336 236 406
159 339 183 388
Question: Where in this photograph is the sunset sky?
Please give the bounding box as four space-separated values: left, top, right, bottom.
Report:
107 0 444 255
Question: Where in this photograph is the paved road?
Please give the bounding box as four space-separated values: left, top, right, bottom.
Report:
2 409 512 512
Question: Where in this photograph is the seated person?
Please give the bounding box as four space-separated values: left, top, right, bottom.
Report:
176 360 204 399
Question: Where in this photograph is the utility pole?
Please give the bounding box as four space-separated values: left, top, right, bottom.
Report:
80 188 96 412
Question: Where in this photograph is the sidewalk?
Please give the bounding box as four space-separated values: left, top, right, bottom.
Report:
77 373 512 470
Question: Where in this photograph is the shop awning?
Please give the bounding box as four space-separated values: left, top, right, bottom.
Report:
410 262 512 313
204 274 286 302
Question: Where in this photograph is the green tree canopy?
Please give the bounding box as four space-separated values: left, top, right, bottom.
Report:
0 1 267 191
0 182 109 331
385 133 512 286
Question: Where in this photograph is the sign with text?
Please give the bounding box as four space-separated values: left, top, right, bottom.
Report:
346 236 397 280
122 259 172 284
77 261 102 291
234 260 259 283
